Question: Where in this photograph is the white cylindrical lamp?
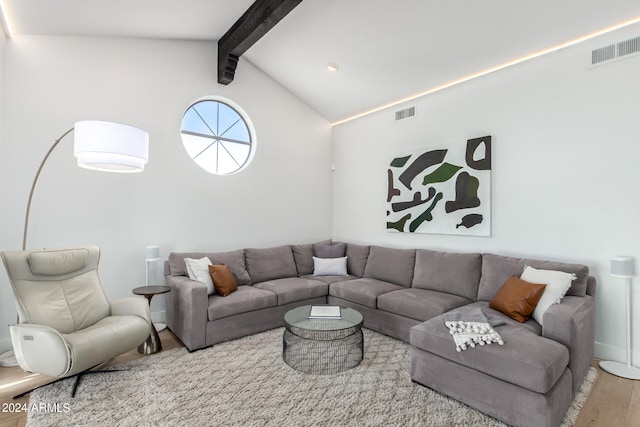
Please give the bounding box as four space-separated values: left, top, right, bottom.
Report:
599 256 640 380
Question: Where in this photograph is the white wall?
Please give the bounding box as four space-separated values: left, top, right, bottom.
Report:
0 29 7 353
332 23 640 364
0 36 332 352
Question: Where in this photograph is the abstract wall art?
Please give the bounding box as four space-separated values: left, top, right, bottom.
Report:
386 136 491 236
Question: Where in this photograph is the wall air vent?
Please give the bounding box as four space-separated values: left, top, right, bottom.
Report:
591 36 640 66
618 36 640 57
395 106 415 121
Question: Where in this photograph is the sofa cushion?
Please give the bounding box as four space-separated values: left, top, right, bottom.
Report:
329 277 404 308
312 242 346 258
410 309 568 394
477 253 589 301
208 263 238 297
291 240 331 276
207 286 277 321
378 288 472 322
184 257 215 295
363 246 416 288
169 250 250 285
253 277 328 306
245 245 297 284
412 250 481 301
458 301 542 335
345 243 370 277
300 274 358 284
489 276 546 323
313 256 348 276
521 266 576 326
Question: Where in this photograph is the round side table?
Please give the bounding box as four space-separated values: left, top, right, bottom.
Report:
132 285 171 355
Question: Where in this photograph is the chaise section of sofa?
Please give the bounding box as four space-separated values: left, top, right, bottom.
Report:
409 253 596 427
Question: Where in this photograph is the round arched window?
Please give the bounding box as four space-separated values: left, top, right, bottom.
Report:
180 97 256 175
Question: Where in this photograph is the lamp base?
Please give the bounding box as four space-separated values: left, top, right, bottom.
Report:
599 360 640 380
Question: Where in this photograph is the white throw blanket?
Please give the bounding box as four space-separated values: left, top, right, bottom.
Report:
444 308 505 352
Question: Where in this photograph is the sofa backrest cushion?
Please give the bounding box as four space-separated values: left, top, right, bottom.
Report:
292 240 331 276
245 245 297 284
168 250 251 286
412 249 481 300
477 253 589 301
363 246 416 287
312 242 346 258
345 243 370 277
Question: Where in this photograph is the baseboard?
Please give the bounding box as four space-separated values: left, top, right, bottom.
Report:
151 310 166 325
595 341 640 366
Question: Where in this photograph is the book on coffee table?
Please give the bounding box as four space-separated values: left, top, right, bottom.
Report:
309 305 342 319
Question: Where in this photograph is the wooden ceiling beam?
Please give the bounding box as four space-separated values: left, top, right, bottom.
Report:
218 0 303 85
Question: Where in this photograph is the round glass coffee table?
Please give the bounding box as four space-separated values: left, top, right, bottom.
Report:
283 305 364 374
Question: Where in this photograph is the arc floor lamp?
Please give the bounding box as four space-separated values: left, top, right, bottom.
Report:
0 120 149 368
22 120 149 250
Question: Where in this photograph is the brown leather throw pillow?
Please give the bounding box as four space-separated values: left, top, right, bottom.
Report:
489 276 546 323
208 263 238 297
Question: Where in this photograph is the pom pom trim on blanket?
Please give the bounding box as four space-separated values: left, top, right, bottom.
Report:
444 308 505 352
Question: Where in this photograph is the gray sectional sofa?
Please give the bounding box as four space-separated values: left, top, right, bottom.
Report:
164 242 596 427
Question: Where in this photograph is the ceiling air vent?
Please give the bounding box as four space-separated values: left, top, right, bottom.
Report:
591 36 640 66
395 106 415 121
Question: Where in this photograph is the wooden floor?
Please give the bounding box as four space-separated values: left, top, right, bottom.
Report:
1 330 639 427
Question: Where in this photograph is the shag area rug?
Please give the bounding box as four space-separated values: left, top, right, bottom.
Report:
27 328 596 427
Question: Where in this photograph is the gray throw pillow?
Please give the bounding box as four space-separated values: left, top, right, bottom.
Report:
313 242 346 258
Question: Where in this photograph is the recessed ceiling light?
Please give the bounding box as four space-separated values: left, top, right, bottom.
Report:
327 63 339 72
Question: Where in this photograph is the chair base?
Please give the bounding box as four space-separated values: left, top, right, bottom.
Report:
13 368 127 399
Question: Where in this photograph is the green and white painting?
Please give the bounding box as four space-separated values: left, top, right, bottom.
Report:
386 136 491 236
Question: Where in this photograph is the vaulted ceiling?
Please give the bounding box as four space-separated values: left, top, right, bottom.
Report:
3 0 640 123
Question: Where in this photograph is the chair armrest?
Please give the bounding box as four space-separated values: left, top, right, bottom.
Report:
110 296 151 325
165 275 208 351
542 295 595 395
9 323 71 377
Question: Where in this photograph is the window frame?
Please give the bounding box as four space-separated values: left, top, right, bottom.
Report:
180 96 257 175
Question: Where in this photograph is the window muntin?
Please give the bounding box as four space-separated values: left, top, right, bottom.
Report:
180 97 255 175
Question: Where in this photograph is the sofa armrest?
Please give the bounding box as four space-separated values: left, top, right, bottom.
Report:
165 275 208 351
110 296 151 326
542 294 595 395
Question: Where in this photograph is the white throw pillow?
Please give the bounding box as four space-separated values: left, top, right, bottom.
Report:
521 265 576 326
313 256 348 276
184 257 215 295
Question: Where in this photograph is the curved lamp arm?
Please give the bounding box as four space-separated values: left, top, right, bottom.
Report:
22 127 74 250
21 121 149 250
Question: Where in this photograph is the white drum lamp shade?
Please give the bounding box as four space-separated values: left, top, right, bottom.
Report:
74 120 149 173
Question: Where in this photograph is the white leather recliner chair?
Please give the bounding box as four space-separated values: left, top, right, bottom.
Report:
1 246 151 396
